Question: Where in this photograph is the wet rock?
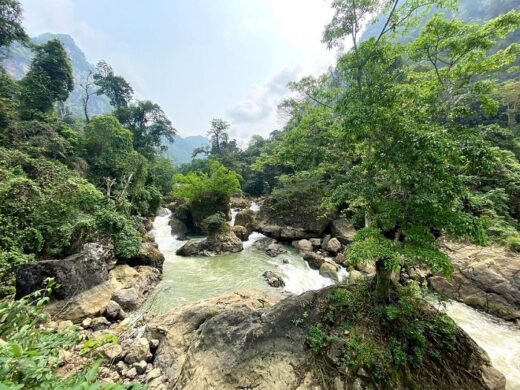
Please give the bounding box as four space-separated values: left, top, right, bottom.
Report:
177 213 243 256
292 239 313 253
263 271 285 288
104 300 126 321
124 338 152 364
330 219 356 244
230 196 252 209
169 216 188 240
123 242 165 272
325 238 342 254
265 243 287 257
335 253 346 266
320 262 339 281
235 209 256 231
253 237 276 251
302 252 325 270
232 225 250 241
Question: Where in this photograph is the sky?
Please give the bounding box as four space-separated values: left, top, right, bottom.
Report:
19 0 340 144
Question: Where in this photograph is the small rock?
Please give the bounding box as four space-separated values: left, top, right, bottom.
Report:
321 235 331 251
90 316 111 330
262 271 285 288
102 344 123 361
123 367 137 379
349 270 364 280
124 337 152 364
56 320 74 330
147 368 161 382
81 318 93 329
325 238 342 254
354 262 376 275
335 252 346 266
116 360 127 373
104 300 126 321
150 339 160 349
132 360 148 375
265 243 287 257
310 238 322 248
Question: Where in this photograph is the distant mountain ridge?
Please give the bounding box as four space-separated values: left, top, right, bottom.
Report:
163 135 210 166
1 33 112 118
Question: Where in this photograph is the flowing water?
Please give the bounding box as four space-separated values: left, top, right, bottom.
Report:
146 207 342 313
147 207 520 389
433 300 520 389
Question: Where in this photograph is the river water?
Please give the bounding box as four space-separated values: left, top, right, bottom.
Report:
147 207 520 389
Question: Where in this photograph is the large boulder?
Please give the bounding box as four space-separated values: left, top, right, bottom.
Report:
232 225 250 241
145 288 504 390
16 242 113 300
176 213 243 256
292 239 313 253
429 242 520 321
254 191 331 242
110 265 161 311
302 252 325 270
169 217 188 240
324 237 342 254
234 209 256 232
123 242 165 272
330 219 356 244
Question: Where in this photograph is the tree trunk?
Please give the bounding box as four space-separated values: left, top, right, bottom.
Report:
374 258 392 303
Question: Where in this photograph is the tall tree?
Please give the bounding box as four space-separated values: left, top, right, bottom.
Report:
94 60 133 109
18 39 73 115
80 70 97 123
0 0 28 49
321 2 520 301
115 100 176 158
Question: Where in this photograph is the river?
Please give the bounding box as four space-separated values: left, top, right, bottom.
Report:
147 207 520 389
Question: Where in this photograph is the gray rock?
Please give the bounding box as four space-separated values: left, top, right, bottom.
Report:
262 271 285 288
232 225 250 241
133 360 148 375
81 318 93 329
147 368 162 382
265 243 287 257
15 242 113 300
104 300 126 321
302 252 325 270
123 242 165 272
102 344 123 361
124 338 152 364
325 238 342 254
169 216 188 240
112 288 140 311
330 219 356 244
253 237 276 251
123 367 137 379
310 238 322 248
90 316 110 330
292 239 313 253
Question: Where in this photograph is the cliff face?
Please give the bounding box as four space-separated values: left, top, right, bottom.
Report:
0 33 112 117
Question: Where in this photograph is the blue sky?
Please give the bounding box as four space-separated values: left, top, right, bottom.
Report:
20 0 339 143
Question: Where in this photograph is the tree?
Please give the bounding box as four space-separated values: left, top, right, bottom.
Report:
18 39 73 115
93 60 133 109
207 118 230 157
80 70 97 123
115 100 176 158
321 3 520 301
0 0 28 49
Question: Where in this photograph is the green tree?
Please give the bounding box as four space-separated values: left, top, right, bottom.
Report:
115 100 176 158
321 2 520 301
94 60 134 109
18 39 73 116
0 0 28 49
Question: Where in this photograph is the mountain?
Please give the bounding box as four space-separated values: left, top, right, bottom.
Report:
163 135 210 166
0 33 111 118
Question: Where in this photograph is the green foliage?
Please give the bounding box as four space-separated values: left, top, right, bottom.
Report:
93 60 133 109
307 281 459 387
0 0 28 49
0 283 132 389
80 334 119 356
173 160 241 204
18 39 73 116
